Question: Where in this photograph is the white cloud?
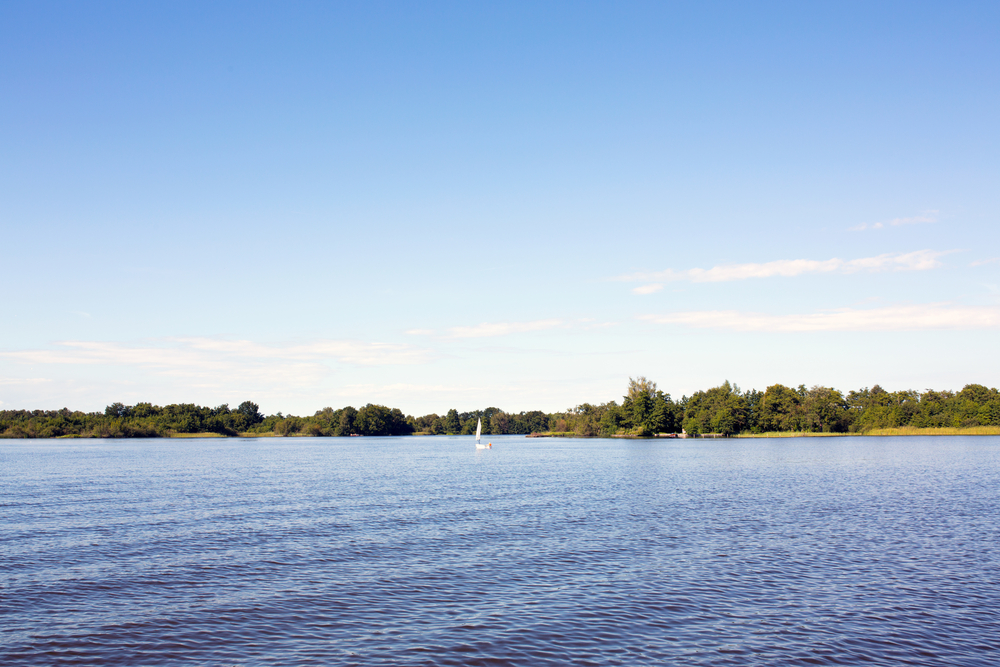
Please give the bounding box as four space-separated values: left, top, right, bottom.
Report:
173 338 428 366
972 258 999 267
641 303 1000 332
0 337 431 370
580 320 618 330
0 337 437 410
338 382 463 397
0 377 51 386
850 210 939 231
405 319 567 338
446 319 563 338
632 283 663 295
615 250 947 284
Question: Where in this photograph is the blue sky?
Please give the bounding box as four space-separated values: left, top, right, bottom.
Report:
2 1 998 416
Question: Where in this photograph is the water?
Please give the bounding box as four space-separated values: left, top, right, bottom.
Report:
2 435 999 666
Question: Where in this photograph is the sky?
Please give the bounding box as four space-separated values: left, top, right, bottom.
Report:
2 1 998 417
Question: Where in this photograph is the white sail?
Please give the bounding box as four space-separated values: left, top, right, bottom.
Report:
475 417 482 445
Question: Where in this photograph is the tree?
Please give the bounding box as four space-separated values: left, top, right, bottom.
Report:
105 402 131 418
236 401 263 426
131 402 157 419
630 391 654 434
957 384 995 406
445 409 461 434
801 386 850 432
758 384 801 432
980 399 1000 426
518 410 549 434
744 389 763 432
354 404 413 436
490 411 513 434
356 404 389 435
598 402 625 436
683 381 747 436
338 406 358 436
627 376 657 401
649 391 681 434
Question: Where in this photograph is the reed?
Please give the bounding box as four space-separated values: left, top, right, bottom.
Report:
863 425 1000 437
735 431 846 438
737 426 1000 438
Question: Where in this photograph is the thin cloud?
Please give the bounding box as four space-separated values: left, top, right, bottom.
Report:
972 258 999 267
0 337 431 369
616 250 947 284
580 320 618 330
632 284 663 295
174 338 428 366
339 382 463 397
0 377 52 386
641 303 1000 332
850 210 939 231
446 319 563 339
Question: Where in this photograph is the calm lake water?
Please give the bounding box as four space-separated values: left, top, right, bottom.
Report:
2 435 999 665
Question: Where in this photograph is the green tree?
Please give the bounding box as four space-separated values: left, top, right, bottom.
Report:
758 384 801 432
356 403 389 435
744 389 763 432
518 410 549 434
105 402 131 418
338 406 358 436
445 409 461 434
236 401 263 426
649 391 681 434
627 376 657 400
683 381 747 436
490 411 514 434
957 384 995 406
801 386 850 432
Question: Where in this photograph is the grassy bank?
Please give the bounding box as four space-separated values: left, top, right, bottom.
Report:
862 425 1000 437
737 426 1000 438
735 431 847 438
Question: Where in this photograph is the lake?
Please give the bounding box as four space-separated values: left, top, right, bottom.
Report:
2 435 999 665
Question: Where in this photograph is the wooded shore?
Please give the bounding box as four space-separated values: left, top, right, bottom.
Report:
3 378 998 439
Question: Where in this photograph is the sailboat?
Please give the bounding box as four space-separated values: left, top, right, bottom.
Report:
475 417 491 449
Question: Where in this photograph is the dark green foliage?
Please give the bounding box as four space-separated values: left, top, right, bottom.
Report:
339 406 358 436
801 387 852 433
3 381 998 440
0 400 266 438
744 389 763 432
445 409 461 434
236 401 263 425
105 402 131 418
407 407 548 436
683 381 747 436
758 384 802 432
354 404 412 436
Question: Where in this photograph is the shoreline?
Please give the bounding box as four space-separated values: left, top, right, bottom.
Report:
529 426 1000 439
737 426 1000 438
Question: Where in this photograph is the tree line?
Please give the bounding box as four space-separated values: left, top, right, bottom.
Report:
2 377 998 439
549 377 1000 437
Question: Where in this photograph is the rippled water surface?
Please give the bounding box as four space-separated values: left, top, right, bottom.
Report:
2 435 999 665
